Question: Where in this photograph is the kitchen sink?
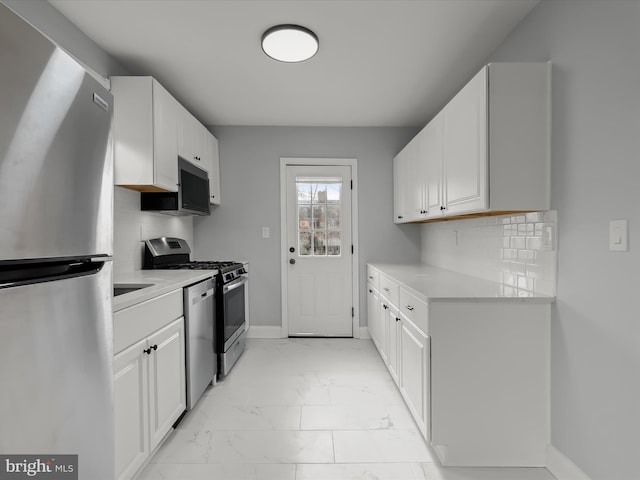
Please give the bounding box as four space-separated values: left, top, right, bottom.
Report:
113 283 154 297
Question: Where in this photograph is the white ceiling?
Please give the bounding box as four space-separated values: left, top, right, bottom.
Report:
48 0 539 127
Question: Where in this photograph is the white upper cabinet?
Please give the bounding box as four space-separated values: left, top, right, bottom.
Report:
177 105 221 205
112 77 179 192
208 134 221 205
393 134 426 223
393 63 551 223
112 76 222 206
177 107 207 170
424 112 444 217
393 148 408 223
442 67 488 215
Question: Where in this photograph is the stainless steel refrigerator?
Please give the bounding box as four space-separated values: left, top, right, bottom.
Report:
0 4 115 479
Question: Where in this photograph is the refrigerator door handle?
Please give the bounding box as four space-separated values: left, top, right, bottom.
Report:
0 259 106 289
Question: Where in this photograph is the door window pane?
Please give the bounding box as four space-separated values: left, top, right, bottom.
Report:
298 206 311 230
313 205 326 229
299 231 312 255
327 205 340 229
297 183 311 204
327 231 341 256
296 178 343 257
327 184 341 203
314 231 326 255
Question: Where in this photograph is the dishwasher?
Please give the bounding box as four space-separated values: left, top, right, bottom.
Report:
183 277 216 410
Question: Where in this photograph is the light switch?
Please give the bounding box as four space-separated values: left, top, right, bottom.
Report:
262 227 270 239
609 219 628 251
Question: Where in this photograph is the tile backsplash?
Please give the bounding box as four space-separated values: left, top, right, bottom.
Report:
421 211 557 296
113 186 193 276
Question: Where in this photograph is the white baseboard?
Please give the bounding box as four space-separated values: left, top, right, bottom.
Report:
547 444 592 480
246 326 283 338
358 327 371 339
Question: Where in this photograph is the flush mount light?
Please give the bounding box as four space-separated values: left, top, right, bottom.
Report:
261 24 319 63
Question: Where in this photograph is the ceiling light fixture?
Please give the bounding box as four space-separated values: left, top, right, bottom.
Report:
261 24 319 63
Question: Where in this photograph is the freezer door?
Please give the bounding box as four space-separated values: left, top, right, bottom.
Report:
0 262 114 480
0 4 113 261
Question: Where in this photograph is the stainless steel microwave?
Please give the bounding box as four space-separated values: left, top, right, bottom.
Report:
141 158 210 216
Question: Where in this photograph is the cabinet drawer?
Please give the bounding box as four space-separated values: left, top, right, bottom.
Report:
379 274 399 306
367 266 379 289
399 288 429 334
114 289 183 354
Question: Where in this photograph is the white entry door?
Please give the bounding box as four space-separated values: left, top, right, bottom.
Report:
285 164 353 337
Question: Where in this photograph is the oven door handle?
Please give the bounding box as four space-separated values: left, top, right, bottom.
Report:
223 276 247 294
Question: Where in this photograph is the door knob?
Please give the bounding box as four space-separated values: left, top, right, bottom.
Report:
289 247 295 253
289 258 296 265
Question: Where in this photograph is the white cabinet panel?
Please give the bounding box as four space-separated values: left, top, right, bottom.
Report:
393 149 408 223
114 339 148 480
386 305 400 384
367 286 381 350
443 66 488 215
112 77 179 192
208 133 221 205
148 318 187 450
424 112 444 217
152 81 179 192
399 315 429 439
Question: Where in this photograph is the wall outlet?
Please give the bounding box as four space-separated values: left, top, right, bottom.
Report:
262 227 270 239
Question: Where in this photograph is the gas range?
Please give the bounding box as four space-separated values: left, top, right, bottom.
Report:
143 237 246 281
142 237 248 378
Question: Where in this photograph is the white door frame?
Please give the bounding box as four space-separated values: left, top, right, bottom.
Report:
280 157 360 338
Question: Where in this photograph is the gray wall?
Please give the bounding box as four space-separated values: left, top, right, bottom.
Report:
194 126 421 330
487 1 640 479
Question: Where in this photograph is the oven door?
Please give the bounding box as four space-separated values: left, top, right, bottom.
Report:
222 275 247 351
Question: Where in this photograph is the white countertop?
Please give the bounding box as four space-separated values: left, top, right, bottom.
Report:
112 270 217 312
369 263 555 303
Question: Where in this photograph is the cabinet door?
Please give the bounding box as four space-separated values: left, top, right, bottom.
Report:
387 306 400 384
443 67 488 215
393 150 407 223
147 317 187 450
193 122 209 171
379 301 390 364
400 315 430 439
367 286 381 350
152 80 179 192
177 105 193 162
114 339 149 480
424 112 444 217
407 135 427 221
208 133 221 205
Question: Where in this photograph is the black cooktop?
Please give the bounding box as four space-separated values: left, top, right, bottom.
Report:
165 261 243 271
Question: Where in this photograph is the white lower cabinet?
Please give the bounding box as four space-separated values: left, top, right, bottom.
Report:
113 290 187 480
114 339 148 480
385 304 400 384
147 319 187 449
367 285 381 350
366 264 550 467
398 314 429 439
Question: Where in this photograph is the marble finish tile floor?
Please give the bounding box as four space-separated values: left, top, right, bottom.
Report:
137 338 556 480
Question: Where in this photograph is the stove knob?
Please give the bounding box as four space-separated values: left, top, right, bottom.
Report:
240 267 247 275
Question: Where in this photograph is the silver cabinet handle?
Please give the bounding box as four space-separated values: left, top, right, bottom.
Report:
405 305 414 311
383 287 390 292
368 275 374 280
